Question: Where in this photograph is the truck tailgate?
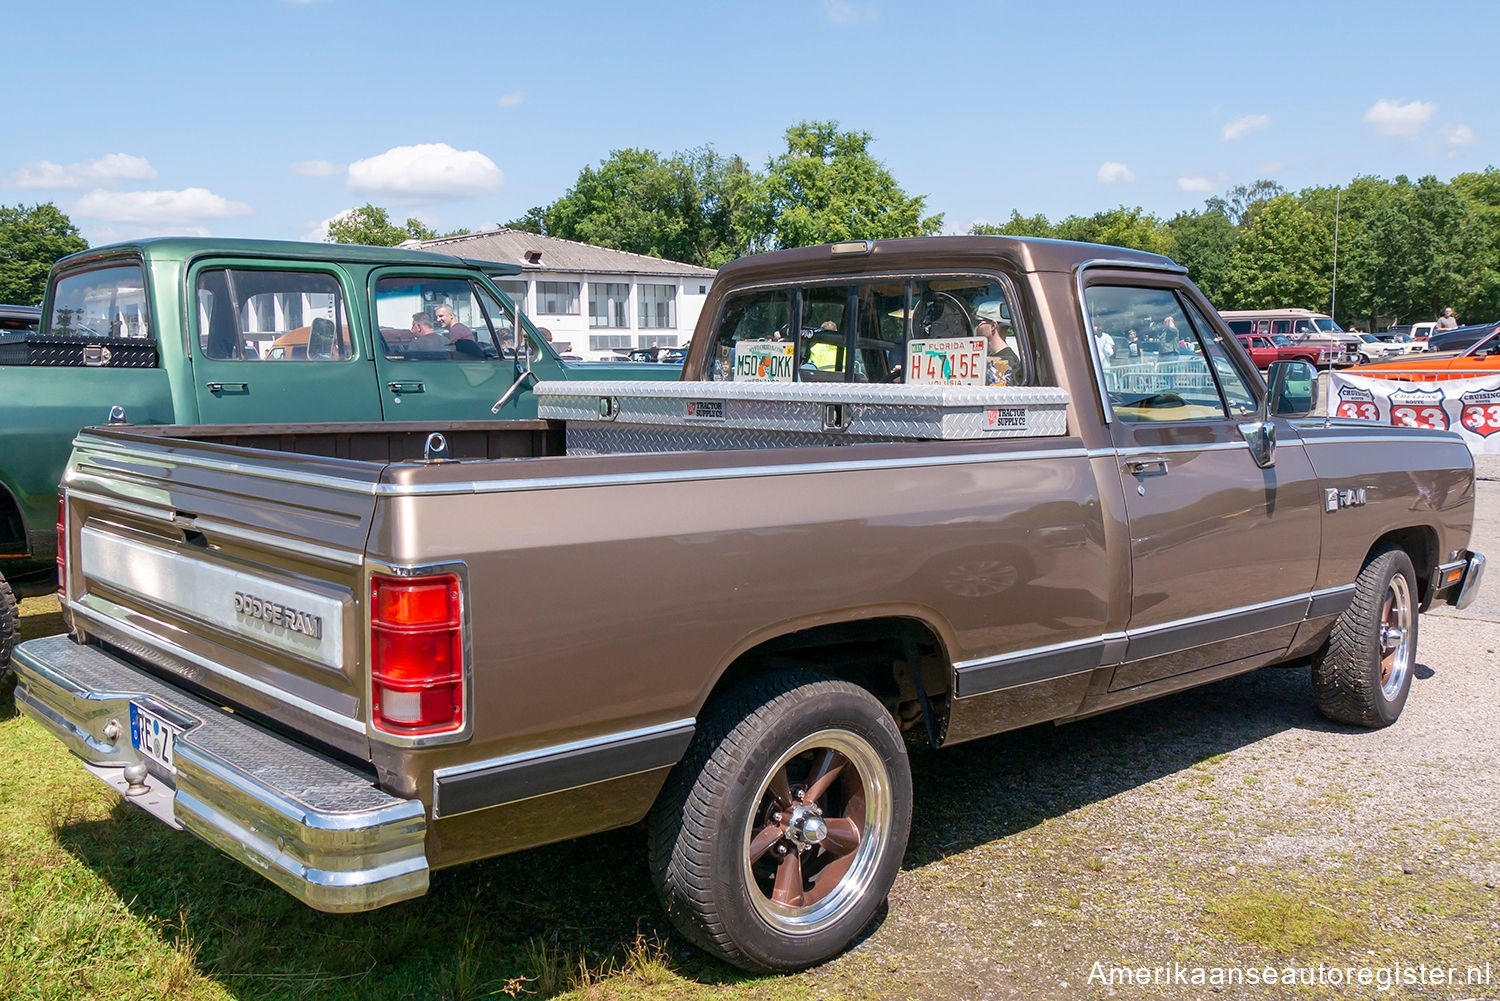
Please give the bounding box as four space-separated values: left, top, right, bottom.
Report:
62 428 386 760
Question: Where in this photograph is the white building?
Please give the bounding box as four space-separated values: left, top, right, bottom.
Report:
414 229 717 361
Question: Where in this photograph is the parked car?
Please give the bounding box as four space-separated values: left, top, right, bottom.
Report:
13 235 1484 973
1350 326 1500 382
1220 308 1360 364
0 239 678 670
1233 333 1328 369
1352 332 1408 364
1427 321 1500 354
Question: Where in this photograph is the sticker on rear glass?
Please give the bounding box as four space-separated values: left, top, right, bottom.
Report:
733 340 795 382
907 338 985 385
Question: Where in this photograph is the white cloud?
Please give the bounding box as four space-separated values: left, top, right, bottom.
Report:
1222 113 1271 141
290 159 344 177
346 143 503 201
1258 160 1282 175
1176 172 1217 193
1441 123 1475 148
1363 98 1436 138
823 0 877 24
497 91 525 108
1096 161 1135 184
11 153 157 189
71 187 252 225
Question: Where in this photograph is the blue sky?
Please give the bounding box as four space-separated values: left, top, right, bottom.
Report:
6 0 1495 248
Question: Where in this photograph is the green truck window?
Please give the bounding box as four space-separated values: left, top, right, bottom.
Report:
196 268 351 361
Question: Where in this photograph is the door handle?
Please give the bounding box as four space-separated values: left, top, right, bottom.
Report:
1123 456 1170 475
387 381 425 394
205 382 248 393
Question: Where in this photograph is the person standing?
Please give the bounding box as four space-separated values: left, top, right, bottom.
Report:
976 299 1021 385
1436 307 1459 331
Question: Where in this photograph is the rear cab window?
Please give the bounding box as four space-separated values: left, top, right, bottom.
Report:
704 274 1045 387
195 267 355 362
24 261 157 367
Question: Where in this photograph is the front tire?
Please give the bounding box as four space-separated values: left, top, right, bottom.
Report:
648 672 912 972
1311 546 1418 727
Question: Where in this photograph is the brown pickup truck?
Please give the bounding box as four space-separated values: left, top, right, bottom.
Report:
13 237 1485 972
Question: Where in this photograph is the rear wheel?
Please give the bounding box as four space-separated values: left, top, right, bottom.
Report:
648 672 911 972
1311 546 1418 727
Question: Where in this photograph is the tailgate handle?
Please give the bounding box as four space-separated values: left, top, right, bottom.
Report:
387 381 425 394
205 382 249 393
1123 456 1170 475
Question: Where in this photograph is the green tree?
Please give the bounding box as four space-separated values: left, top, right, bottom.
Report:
1205 179 1285 227
970 210 1058 238
1222 195 1334 309
1451 167 1500 322
524 146 766 268
763 121 942 249
1166 208 1237 306
0 203 88 304
326 203 437 246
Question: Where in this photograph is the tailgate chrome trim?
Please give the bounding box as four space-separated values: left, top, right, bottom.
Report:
69 602 364 733
13 635 427 913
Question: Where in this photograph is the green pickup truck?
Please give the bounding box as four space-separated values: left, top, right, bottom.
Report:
0 238 676 665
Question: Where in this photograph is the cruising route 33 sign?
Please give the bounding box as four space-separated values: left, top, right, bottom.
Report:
1329 371 1500 453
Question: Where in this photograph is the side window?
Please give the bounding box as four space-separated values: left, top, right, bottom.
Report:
1293 319 1317 334
1087 285 1226 423
1270 319 1292 336
196 268 351 361
374 277 503 362
1182 297 1257 418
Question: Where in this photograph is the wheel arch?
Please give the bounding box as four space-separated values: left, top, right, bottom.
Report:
1368 526 1436 606
0 480 26 557
694 608 957 748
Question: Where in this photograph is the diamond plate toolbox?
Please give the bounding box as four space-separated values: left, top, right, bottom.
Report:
535 381 1070 454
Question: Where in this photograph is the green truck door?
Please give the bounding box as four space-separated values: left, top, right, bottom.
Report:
368 270 534 419
189 263 385 423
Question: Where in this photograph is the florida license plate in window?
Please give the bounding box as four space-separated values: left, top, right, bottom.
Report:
129 702 180 773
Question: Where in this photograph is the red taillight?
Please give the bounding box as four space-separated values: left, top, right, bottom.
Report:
369 573 464 736
55 492 66 597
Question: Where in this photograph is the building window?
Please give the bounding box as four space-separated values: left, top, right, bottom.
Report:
494 279 527 311
589 282 629 328
535 280 580 315
639 333 678 348
590 333 633 351
638 283 677 329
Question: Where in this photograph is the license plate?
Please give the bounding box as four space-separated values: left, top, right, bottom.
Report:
907 337 986 385
129 702 180 773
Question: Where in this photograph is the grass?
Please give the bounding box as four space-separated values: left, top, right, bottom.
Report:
4 595 1498 999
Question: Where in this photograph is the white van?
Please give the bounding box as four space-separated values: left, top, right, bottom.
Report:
1218 308 1360 365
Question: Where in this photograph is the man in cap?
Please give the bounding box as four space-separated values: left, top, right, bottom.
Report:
976 299 1021 385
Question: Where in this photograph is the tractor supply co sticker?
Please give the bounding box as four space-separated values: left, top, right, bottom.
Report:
1459 387 1500 438
985 407 1028 431
1334 383 1379 421
732 340 796 382
907 338 986 385
685 400 725 421
1389 386 1450 430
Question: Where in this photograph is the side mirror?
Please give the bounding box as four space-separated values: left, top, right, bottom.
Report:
1267 359 1317 417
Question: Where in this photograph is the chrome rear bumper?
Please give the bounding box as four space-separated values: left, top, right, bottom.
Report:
1433 550 1486 610
12 634 428 912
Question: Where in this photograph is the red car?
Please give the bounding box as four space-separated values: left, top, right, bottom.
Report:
1235 333 1328 369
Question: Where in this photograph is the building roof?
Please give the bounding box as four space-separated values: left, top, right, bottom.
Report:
412 228 717 279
